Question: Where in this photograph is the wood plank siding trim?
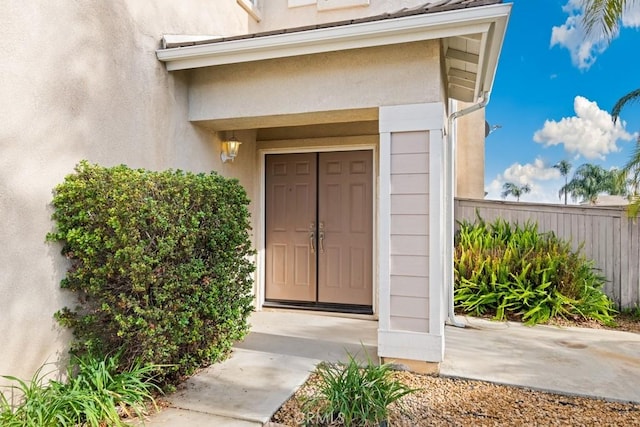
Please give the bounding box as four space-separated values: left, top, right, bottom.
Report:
378 102 446 363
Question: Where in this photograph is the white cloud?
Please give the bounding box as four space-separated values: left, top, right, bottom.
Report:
503 158 561 183
485 159 564 203
533 96 636 160
551 6 607 69
622 3 640 27
552 0 640 69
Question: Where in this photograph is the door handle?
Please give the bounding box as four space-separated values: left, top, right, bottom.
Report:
319 222 325 254
309 222 315 254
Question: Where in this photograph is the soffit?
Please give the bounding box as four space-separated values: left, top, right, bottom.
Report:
157 0 511 103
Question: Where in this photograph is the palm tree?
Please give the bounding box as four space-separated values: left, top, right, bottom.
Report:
564 163 623 204
606 168 630 196
620 136 640 215
501 182 531 202
582 1 640 122
622 136 640 193
582 1 640 212
582 0 640 40
554 160 572 205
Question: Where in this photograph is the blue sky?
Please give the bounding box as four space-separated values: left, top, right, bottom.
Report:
484 0 640 203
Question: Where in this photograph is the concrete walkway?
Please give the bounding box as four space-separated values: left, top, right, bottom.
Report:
141 311 377 426
141 311 640 426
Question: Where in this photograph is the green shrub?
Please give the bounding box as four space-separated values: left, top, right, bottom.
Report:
47 161 255 385
454 216 615 325
0 353 159 426
304 352 416 426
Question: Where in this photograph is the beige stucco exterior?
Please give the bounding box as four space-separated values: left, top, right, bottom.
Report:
455 105 487 199
1 0 509 381
252 0 436 31
189 40 441 126
0 1 254 381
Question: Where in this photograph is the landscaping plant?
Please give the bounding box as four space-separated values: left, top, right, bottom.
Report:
47 161 255 386
454 216 615 325
0 353 160 426
304 352 416 426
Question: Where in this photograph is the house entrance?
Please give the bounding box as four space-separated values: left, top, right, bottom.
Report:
264 150 373 313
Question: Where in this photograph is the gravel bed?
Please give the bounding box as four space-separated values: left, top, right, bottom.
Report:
272 371 640 426
273 318 640 426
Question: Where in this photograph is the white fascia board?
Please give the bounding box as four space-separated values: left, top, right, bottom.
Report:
472 30 490 102
157 3 511 72
479 5 511 94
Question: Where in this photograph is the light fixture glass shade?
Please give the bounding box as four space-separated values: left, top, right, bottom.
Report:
221 136 241 163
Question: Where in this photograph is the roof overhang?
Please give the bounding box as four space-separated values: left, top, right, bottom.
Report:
156 3 511 102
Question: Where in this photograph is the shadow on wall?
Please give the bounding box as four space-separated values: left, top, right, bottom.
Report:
1 0 251 382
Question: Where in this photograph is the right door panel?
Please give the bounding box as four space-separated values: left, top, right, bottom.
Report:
317 151 373 305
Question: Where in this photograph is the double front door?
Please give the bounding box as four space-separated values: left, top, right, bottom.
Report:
265 150 373 308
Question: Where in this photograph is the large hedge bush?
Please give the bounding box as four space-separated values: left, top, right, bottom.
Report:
48 161 255 385
454 216 615 325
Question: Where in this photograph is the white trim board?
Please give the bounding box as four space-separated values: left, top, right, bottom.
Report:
318 0 370 11
237 0 263 21
289 0 315 7
379 103 444 133
378 131 391 331
428 127 446 336
378 329 444 362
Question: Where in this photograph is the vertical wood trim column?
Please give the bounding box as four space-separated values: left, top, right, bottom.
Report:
429 129 445 343
378 132 391 331
378 102 446 363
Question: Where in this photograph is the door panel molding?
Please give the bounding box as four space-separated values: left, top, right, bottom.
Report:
265 153 317 302
318 151 373 305
257 142 378 316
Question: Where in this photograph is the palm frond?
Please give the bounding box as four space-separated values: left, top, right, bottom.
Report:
612 88 640 123
582 0 628 40
554 160 572 176
622 138 640 173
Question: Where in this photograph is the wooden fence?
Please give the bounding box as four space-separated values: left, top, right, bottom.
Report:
454 198 640 309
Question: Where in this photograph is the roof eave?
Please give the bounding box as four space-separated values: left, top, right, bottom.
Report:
157 3 511 101
477 4 510 99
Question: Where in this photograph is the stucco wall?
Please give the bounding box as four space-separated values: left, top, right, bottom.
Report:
2 0 483 379
0 1 255 381
252 0 431 32
189 40 441 126
455 103 486 199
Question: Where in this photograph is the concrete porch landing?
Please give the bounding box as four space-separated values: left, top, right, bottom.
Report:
142 310 377 426
143 310 640 426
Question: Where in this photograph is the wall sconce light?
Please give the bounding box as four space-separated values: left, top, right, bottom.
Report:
221 135 241 163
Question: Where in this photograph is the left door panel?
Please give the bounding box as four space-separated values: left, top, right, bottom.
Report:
265 153 318 302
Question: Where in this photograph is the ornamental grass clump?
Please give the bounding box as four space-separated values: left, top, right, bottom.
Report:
454 216 615 325
0 353 160 427
304 352 416 427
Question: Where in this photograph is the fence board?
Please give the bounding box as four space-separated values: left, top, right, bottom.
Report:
455 198 640 309
612 216 621 305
